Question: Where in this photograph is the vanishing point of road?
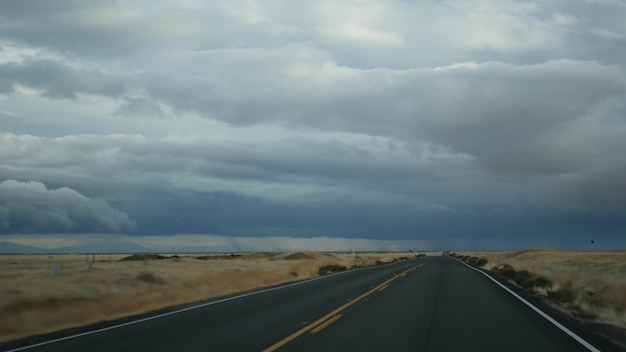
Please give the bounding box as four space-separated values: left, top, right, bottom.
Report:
2 256 619 352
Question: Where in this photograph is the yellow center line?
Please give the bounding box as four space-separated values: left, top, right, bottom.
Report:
310 314 342 334
378 284 389 292
262 263 425 352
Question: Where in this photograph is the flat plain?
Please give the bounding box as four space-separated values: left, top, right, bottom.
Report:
1 250 625 346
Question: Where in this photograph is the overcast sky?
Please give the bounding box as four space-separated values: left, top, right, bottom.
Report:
1 0 625 251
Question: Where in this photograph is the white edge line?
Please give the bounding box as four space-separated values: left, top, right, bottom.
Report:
455 259 601 352
4 261 400 352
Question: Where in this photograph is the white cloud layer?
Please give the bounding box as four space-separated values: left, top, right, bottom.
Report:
0 180 136 233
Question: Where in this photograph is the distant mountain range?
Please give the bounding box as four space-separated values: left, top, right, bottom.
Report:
0 241 152 254
0 241 42 254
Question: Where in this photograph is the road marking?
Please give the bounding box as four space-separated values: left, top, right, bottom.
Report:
310 314 342 334
455 259 601 352
263 264 424 352
378 284 389 291
4 261 404 352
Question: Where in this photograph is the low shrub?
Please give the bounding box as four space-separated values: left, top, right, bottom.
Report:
121 254 168 261
468 257 488 267
493 265 544 289
534 276 553 289
548 288 576 304
136 272 164 284
513 270 535 289
493 264 516 280
318 264 347 275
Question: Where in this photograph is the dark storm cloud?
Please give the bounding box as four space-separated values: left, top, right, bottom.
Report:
134 60 626 204
0 132 465 208
2 55 624 182
1 0 625 249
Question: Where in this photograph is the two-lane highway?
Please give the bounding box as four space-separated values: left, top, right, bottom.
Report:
276 256 596 351
2 256 611 352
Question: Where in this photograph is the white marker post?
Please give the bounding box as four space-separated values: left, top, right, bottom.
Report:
51 263 59 278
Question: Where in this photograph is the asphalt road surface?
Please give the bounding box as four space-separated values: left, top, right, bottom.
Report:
2 256 617 352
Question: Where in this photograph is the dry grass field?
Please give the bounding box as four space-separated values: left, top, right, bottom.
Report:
0 251 417 343
460 249 626 330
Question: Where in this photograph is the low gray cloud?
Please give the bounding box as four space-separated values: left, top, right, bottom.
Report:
0 59 126 99
0 179 136 233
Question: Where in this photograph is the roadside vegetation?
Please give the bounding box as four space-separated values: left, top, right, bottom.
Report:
450 253 488 267
452 249 626 334
318 264 347 275
491 264 552 290
453 252 581 307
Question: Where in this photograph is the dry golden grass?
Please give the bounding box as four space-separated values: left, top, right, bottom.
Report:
0 251 420 343
460 249 626 329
